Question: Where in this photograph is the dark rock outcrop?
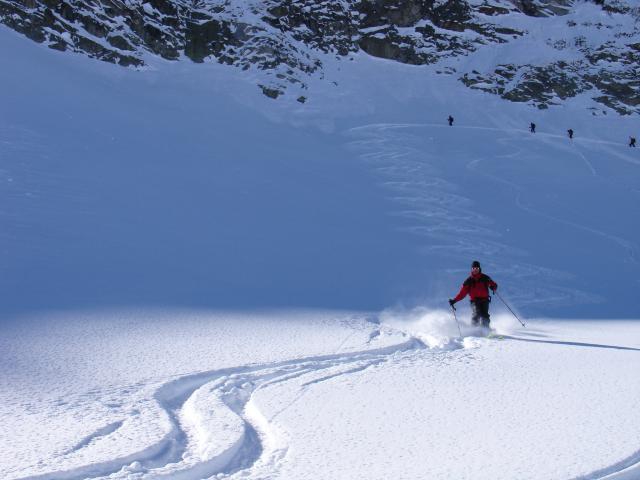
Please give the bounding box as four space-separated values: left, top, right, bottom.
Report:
1 0 638 113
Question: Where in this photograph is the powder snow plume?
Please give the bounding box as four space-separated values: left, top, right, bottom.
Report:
380 305 523 347
380 306 462 349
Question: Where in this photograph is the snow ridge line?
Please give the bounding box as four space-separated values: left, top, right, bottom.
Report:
17 335 425 480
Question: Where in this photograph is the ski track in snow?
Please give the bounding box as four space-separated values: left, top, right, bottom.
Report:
584 450 640 480
62 421 125 456
465 148 638 266
348 124 510 259
347 123 568 302
570 141 597 177
512 190 638 264
17 335 431 480
346 122 640 307
9 325 640 480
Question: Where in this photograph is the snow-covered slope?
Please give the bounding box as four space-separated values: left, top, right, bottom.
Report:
0 309 411 479
1 17 640 480
262 319 640 480
1 24 638 318
2 309 640 480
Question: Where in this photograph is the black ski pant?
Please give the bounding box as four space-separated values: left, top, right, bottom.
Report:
471 298 490 327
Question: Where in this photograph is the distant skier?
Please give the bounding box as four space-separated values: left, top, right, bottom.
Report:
449 261 498 327
448 115 454 126
530 122 536 133
630 136 636 148
568 128 574 139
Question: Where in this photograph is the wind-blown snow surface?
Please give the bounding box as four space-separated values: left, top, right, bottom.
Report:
2 20 640 480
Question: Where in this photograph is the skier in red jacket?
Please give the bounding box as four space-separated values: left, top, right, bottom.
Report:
449 261 498 327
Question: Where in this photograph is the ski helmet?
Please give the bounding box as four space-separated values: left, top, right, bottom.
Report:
471 260 481 270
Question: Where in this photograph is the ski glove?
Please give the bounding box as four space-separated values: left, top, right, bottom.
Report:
448 299 455 307
490 286 496 293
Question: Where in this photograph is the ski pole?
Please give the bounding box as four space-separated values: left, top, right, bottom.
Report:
450 303 462 337
495 291 526 327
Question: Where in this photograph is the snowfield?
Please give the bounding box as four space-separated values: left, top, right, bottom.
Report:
0 310 410 479
2 311 639 480
1 12 640 480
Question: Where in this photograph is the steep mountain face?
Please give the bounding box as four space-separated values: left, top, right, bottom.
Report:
1 0 639 113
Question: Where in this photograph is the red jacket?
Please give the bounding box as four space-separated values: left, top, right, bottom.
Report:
453 272 497 303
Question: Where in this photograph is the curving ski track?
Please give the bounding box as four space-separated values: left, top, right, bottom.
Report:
14 329 640 480
18 335 426 480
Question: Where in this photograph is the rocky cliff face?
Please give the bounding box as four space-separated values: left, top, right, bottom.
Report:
1 0 638 113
